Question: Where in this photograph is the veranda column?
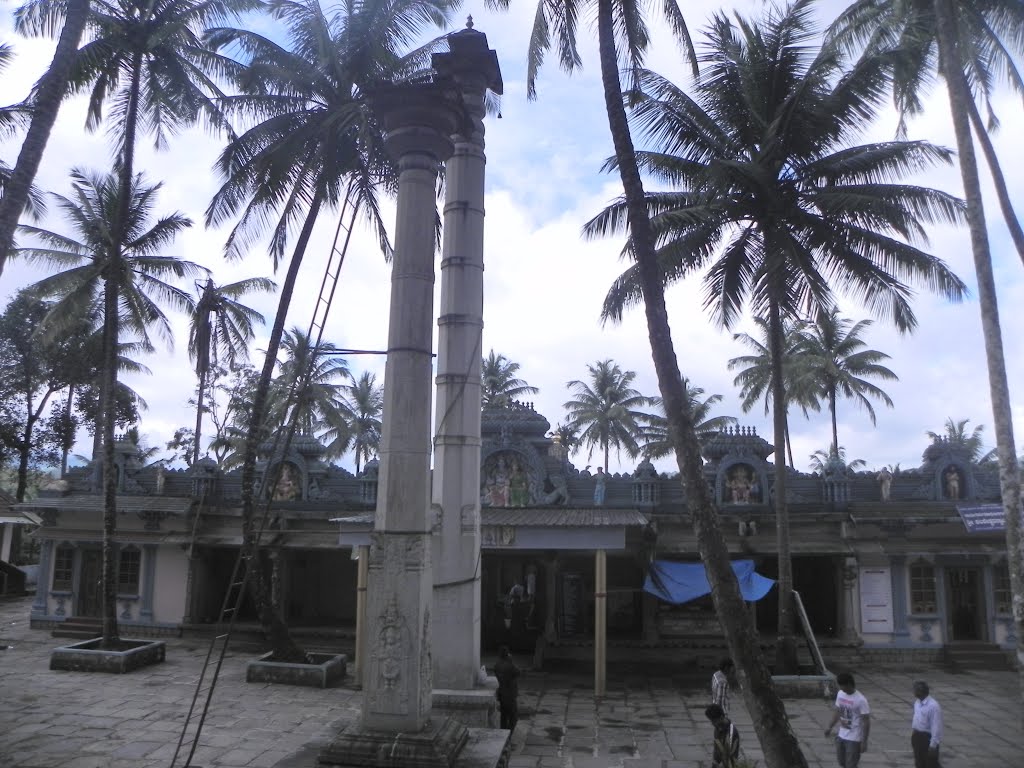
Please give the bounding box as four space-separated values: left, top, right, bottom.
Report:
353 544 369 686
429 19 503 691
595 549 607 698
840 557 860 643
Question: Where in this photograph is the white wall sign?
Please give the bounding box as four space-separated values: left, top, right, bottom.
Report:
859 566 894 634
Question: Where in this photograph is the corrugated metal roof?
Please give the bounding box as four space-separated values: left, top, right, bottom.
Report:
482 507 648 527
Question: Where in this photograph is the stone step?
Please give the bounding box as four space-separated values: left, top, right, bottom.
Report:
943 643 1012 671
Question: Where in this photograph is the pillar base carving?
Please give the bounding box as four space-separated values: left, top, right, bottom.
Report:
319 716 468 768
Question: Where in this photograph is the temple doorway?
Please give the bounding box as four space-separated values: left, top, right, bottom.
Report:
946 567 985 641
76 548 103 617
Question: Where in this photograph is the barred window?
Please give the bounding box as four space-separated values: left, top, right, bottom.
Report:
118 547 141 594
910 561 937 614
53 545 74 590
994 563 1012 615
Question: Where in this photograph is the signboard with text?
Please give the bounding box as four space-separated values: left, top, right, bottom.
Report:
956 504 1022 533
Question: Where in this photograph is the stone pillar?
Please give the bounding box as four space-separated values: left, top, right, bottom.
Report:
429 23 501 691
354 544 369 687
839 557 860 642
140 544 157 622
354 81 464 742
544 554 559 642
32 539 53 617
594 549 607 698
891 556 910 643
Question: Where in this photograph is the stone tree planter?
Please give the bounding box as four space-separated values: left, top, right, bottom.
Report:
50 638 166 673
246 651 347 688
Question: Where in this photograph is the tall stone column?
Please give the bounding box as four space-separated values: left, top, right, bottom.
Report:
32 539 53 617
594 549 607 698
354 543 369 687
430 20 503 692
358 89 460 736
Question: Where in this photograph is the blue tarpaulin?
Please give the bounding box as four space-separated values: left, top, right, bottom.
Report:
643 560 775 604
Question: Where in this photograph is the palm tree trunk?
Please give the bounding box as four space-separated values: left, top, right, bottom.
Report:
61 384 75 477
238 193 325 663
193 365 207 466
595 2 807 765
0 0 90 275
785 421 795 469
768 300 797 674
603 442 610 474
829 388 839 455
934 0 1024 717
16 389 56 501
965 97 1024 267
114 52 144 235
101 266 120 647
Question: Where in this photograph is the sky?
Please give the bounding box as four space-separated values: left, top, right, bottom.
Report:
1 0 1022 478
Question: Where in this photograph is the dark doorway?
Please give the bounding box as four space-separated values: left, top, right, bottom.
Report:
77 549 104 617
946 567 984 641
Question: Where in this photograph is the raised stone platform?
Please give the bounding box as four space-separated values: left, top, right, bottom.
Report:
49 637 166 673
318 719 508 768
432 684 498 728
246 651 347 688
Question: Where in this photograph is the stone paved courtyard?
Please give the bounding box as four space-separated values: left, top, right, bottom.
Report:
1 596 1021 768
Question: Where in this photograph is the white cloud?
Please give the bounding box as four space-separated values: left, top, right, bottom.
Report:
1 2 1022 478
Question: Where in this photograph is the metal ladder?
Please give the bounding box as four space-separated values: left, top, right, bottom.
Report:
170 189 363 767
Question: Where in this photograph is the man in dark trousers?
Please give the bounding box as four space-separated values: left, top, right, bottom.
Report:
494 645 520 731
911 680 943 768
704 704 741 768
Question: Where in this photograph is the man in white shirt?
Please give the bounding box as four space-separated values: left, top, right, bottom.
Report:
825 672 870 768
711 658 734 714
911 680 943 768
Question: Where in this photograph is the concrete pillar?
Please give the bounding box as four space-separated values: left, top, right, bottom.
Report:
430 21 503 693
140 544 157 622
891 556 910 642
839 557 860 642
544 554 559 642
595 549 607 698
358 84 460 735
354 544 369 686
32 539 53 617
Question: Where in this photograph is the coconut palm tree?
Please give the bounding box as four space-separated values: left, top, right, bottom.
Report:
342 370 383 474
588 1 967 676
729 317 821 469
640 380 736 461
563 359 653 473
481 350 538 407
794 310 898 456
830 0 1024 698
187 276 274 465
0 0 91 275
494 0 807 759
273 327 351 438
45 0 252 260
204 0 458 660
926 417 994 464
15 168 200 646
809 444 866 475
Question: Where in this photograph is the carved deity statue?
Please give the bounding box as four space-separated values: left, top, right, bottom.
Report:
272 463 301 501
727 466 753 503
944 466 961 500
509 458 530 507
593 466 607 505
877 468 892 502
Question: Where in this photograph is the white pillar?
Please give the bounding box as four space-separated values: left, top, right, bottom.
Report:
359 86 459 734
430 24 501 691
354 544 369 687
595 549 607 698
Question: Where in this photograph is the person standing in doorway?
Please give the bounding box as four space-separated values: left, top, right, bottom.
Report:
711 657 735 714
911 680 943 768
825 671 870 768
494 645 520 731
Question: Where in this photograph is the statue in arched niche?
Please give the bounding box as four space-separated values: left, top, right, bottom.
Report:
943 465 962 500
272 462 301 501
726 464 761 504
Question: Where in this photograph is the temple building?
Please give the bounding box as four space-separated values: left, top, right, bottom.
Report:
16 400 1016 668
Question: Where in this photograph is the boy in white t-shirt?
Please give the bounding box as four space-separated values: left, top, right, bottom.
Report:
825 672 870 768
